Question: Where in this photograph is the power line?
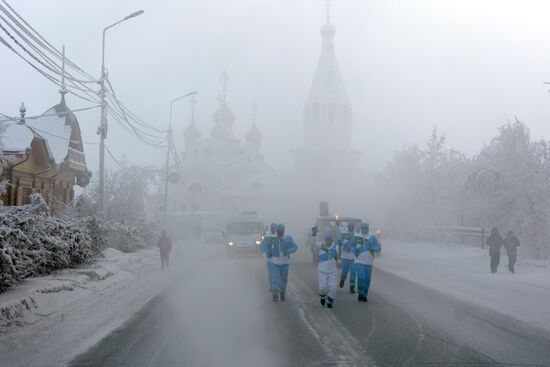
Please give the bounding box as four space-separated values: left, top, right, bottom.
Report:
105 144 121 167
0 104 101 123
0 20 100 104
0 0 96 81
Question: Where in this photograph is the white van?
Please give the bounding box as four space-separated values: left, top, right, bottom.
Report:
225 212 264 257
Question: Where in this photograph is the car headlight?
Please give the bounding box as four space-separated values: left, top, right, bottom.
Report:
255 240 261 245
228 241 234 246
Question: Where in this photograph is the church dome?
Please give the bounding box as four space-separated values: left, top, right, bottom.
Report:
245 123 262 145
184 121 201 141
213 100 236 127
211 99 235 139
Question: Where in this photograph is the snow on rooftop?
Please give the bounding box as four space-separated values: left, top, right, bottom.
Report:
26 106 71 164
1 120 37 154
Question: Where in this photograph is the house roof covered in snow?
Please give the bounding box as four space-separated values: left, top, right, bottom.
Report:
2 120 45 155
2 97 88 171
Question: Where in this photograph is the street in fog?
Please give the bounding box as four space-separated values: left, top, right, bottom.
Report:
71 242 550 367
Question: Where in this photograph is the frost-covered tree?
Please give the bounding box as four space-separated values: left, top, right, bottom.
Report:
81 162 158 224
379 128 470 233
471 119 550 256
380 121 550 257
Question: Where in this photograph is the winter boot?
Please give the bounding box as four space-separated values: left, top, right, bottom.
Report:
349 286 355 294
272 293 279 303
362 296 369 302
280 292 286 302
320 295 326 306
327 297 334 309
358 295 364 302
339 278 345 288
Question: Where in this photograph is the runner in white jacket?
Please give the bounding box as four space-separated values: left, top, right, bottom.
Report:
312 227 339 308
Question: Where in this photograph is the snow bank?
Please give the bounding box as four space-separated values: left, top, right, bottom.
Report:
0 241 202 367
376 240 550 331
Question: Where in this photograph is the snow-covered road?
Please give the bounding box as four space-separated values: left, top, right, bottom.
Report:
69 244 550 367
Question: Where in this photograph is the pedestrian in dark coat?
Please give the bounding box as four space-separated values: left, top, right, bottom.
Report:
158 230 173 270
486 228 503 273
504 231 520 273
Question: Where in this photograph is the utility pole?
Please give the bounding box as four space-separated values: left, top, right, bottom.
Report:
97 10 144 214
163 92 198 223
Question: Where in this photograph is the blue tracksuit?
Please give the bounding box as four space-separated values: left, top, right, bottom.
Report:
261 235 298 293
339 232 356 288
352 233 381 297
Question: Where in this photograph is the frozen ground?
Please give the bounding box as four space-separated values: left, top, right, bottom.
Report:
0 242 192 367
376 240 550 332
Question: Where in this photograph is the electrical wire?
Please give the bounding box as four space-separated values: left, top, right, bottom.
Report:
0 16 100 101
0 104 101 123
0 0 96 81
105 144 121 167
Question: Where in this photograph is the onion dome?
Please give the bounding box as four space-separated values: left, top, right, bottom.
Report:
246 122 262 145
211 99 235 139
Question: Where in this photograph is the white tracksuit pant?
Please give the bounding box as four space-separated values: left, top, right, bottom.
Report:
318 260 338 299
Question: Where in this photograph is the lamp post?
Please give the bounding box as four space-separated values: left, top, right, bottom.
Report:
163 91 198 222
97 10 144 214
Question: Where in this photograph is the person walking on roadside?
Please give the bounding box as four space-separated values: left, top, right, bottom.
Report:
312 227 339 308
504 231 520 273
486 228 503 273
339 222 357 294
353 222 381 302
260 224 298 303
158 230 173 270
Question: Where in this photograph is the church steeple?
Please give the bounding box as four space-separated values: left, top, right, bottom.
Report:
303 0 351 149
211 70 236 139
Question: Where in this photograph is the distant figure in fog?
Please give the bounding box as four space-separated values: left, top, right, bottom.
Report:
260 223 298 303
486 228 503 273
158 230 172 270
504 231 520 273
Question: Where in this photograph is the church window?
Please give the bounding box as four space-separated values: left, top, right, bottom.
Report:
326 71 336 94
312 103 320 124
344 104 351 124
328 104 337 124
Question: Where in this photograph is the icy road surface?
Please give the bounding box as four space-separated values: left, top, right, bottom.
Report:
71 244 550 367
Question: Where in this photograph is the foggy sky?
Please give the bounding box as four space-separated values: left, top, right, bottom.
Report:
2 0 550 173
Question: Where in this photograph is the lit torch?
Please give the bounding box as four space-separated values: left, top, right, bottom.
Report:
335 213 342 255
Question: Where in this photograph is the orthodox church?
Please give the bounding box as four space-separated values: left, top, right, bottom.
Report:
172 73 275 215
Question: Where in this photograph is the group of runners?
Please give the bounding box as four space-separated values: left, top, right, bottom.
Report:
260 221 381 308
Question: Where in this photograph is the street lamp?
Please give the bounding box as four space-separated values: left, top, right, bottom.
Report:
163 91 198 222
97 10 144 214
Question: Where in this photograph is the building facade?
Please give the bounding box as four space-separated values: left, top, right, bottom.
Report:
0 96 90 212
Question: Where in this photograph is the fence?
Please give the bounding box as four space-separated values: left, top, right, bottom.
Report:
436 226 486 249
